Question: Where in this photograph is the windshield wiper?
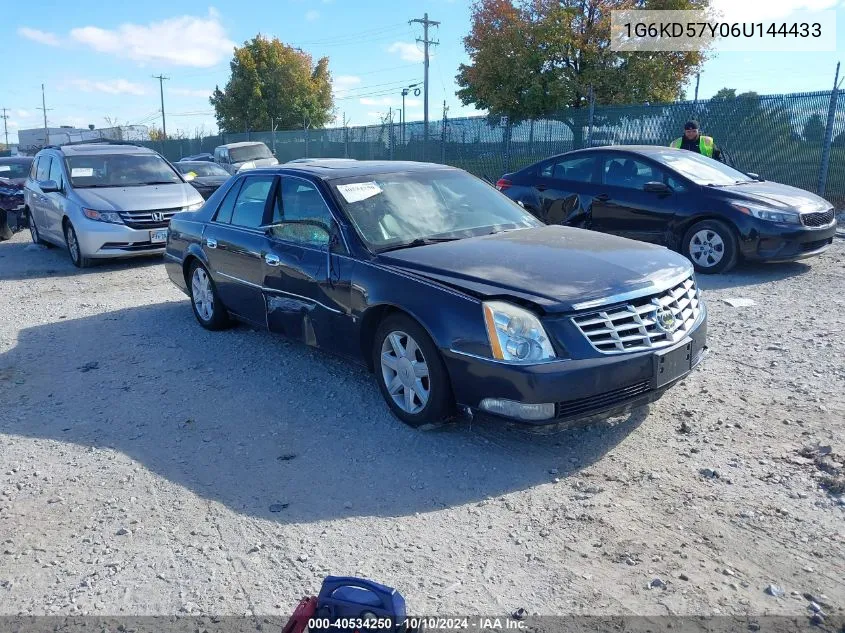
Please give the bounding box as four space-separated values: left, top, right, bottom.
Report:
143 181 179 185
377 237 462 253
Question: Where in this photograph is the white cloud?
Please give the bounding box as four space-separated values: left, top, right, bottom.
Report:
16 110 32 118
170 88 212 98
333 75 361 89
70 10 235 68
387 41 425 63
18 27 60 46
68 79 147 96
305 10 320 21
710 0 840 20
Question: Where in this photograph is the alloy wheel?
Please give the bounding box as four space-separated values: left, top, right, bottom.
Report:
380 330 431 415
66 225 80 263
191 266 214 322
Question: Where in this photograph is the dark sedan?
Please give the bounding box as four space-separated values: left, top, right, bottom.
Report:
0 156 33 240
165 161 707 427
175 161 231 199
498 147 837 273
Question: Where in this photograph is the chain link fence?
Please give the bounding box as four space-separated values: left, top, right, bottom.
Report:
141 90 844 206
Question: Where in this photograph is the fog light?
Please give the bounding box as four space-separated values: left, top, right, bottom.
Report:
479 398 555 421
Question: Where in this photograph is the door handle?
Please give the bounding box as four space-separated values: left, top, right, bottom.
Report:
265 254 281 267
206 238 217 249
594 193 610 202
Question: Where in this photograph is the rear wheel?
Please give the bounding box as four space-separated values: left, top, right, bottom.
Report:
64 221 91 268
682 220 738 274
189 261 231 330
373 314 453 427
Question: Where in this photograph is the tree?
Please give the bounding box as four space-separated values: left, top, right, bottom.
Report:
148 127 165 141
833 130 845 147
456 0 709 147
210 35 333 133
802 114 825 144
710 88 737 101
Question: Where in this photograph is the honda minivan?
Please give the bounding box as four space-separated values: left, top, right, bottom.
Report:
24 143 204 267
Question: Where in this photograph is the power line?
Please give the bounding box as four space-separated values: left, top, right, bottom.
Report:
152 74 170 138
292 23 408 46
335 77 420 95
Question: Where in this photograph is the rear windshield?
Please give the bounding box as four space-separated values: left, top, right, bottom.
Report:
229 144 273 163
65 154 183 188
0 160 33 179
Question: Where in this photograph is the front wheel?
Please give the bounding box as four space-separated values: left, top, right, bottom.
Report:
373 314 453 427
682 220 738 274
64 221 91 268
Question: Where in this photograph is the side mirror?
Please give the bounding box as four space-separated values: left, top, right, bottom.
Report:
39 179 60 193
746 172 764 181
643 181 670 194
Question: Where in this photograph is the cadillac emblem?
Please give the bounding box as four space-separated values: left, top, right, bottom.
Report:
655 308 678 333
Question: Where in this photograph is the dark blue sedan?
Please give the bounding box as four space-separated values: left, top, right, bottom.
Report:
165 161 707 427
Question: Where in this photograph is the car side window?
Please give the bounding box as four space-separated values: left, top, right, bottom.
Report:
230 176 274 229
269 177 333 247
48 157 64 190
603 157 667 190
36 156 52 182
29 157 41 179
213 179 244 224
540 156 597 183
666 175 689 193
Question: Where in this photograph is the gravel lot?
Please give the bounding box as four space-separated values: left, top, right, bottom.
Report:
1 228 843 620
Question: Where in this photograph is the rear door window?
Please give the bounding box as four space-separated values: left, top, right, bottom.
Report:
540 156 598 184
213 179 245 224
230 176 275 229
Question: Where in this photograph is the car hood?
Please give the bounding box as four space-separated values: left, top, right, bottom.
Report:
0 177 25 188
73 183 203 212
378 226 693 313
234 157 279 169
718 181 832 212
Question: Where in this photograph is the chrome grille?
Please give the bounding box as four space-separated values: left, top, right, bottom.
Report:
571 276 702 354
801 208 835 228
118 208 181 229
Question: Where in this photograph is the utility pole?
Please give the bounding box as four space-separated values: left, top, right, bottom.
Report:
693 72 700 104
0 108 9 147
441 99 448 164
37 84 53 147
152 74 170 139
817 61 841 197
410 13 439 157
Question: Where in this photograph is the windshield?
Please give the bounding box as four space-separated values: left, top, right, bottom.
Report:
0 160 32 179
651 150 754 186
65 154 182 188
176 162 229 177
331 169 542 251
229 144 273 163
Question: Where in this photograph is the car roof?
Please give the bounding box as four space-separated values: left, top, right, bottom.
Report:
0 156 32 163
50 143 157 156
551 145 677 159
251 160 458 181
216 141 268 149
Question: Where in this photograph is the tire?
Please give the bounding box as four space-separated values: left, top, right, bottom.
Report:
0 210 12 241
28 210 50 246
188 260 231 330
373 314 453 427
682 219 738 274
64 221 91 268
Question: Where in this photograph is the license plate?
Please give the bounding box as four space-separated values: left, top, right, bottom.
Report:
654 340 693 388
150 229 168 243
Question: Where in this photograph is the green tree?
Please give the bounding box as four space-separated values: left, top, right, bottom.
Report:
455 0 709 147
710 88 737 101
210 35 333 133
802 114 825 144
833 130 845 147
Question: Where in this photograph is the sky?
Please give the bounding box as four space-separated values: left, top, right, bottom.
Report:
1 0 844 145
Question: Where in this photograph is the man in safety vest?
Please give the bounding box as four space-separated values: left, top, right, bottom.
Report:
670 120 723 162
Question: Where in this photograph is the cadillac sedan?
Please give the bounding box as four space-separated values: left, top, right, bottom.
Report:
165 161 707 427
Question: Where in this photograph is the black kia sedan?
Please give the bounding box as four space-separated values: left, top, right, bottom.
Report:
497 147 837 273
165 161 707 427
175 160 231 199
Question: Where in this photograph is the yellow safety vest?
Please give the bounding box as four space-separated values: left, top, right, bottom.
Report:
671 135 715 158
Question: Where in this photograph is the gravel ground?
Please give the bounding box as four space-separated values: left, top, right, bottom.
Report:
0 229 843 620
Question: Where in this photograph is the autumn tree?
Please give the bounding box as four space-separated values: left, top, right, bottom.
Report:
211 35 333 133
802 114 825 144
456 0 709 147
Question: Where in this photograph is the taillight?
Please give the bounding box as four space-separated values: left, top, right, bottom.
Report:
495 178 512 191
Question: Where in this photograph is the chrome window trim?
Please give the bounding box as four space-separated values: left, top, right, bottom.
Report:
571 269 695 311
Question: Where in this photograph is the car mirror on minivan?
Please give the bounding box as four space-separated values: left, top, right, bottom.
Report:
643 181 670 194
39 180 60 194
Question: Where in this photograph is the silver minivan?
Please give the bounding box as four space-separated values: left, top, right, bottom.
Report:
24 143 204 267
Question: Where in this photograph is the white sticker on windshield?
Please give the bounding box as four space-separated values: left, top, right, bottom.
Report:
71 167 94 177
336 181 382 203
0 165 10 172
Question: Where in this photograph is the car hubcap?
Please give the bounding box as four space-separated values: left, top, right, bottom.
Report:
67 227 79 261
191 268 214 321
380 330 430 414
689 229 725 267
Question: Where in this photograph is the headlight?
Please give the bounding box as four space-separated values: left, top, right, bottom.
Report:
730 202 800 224
184 201 203 211
482 300 556 363
82 208 123 224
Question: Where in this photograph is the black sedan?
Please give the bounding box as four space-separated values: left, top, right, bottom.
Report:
0 156 33 240
165 161 707 427
175 161 231 199
497 147 837 273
